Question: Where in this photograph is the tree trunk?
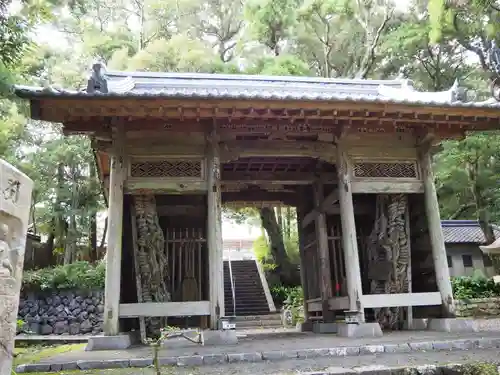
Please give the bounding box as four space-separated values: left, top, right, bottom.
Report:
64 166 78 265
89 161 98 261
259 207 299 286
55 162 66 265
99 217 108 259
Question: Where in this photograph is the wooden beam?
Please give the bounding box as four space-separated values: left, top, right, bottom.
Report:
296 203 310 321
302 189 339 228
337 143 365 322
119 301 210 317
103 124 126 336
361 292 441 309
419 147 455 317
307 297 350 312
45 98 500 123
222 191 297 205
207 132 224 328
221 171 336 183
124 178 207 194
314 181 334 322
351 180 424 194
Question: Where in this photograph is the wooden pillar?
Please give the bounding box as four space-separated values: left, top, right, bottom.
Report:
419 147 455 317
336 145 365 322
103 125 126 336
313 182 334 321
207 134 224 328
296 203 310 321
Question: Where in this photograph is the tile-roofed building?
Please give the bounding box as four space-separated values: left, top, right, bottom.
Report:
441 220 498 278
442 220 500 244
15 62 487 107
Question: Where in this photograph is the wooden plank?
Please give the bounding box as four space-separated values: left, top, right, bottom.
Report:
313 181 334 322
419 147 455 316
361 292 442 308
221 171 337 183
119 301 210 317
302 189 339 228
125 179 207 193
307 297 350 312
220 140 337 163
207 131 224 327
337 144 365 322
46 97 500 122
351 180 424 194
103 125 126 336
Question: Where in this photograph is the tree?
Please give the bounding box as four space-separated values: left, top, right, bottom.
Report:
294 0 394 78
427 0 499 85
244 0 298 56
435 132 500 244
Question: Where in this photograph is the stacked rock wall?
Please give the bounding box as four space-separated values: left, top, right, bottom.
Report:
17 290 104 335
456 297 500 318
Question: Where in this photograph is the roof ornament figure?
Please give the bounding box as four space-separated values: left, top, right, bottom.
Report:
489 40 500 102
87 62 108 94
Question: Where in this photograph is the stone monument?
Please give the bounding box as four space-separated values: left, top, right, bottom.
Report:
0 159 33 375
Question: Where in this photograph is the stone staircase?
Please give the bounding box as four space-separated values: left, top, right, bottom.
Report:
223 260 272 317
232 314 283 330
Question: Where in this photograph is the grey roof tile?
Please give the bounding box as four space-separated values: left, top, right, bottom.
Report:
441 220 500 244
14 65 500 109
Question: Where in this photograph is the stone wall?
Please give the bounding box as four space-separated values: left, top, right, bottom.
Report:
456 297 500 317
17 290 104 335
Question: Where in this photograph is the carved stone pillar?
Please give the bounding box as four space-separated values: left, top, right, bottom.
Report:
0 159 33 375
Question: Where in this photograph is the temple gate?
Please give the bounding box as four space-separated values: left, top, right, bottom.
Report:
15 66 500 346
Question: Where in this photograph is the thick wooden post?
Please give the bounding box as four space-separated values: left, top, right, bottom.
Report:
313 182 334 321
103 125 126 336
419 148 455 317
296 204 310 322
207 134 224 328
337 145 365 322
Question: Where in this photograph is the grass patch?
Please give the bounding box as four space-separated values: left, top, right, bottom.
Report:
13 344 85 366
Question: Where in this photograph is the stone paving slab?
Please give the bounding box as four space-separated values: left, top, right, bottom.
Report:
15 331 500 373
15 349 500 375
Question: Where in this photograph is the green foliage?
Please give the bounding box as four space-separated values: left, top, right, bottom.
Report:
244 0 299 55
271 284 303 308
451 276 500 300
435 133 500 234
252 234 270 264
460 362 499 375
22 261 105 291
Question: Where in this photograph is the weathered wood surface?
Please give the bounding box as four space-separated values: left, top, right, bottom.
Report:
336 144 365 322
119 301 210 317
0 159 33 375
313 182 334 321
207 132 224 328
361 292 442 309
419 147 455 317
103 126 126 336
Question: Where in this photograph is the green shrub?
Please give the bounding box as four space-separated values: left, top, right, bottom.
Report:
452 275 500 300
22 261 105 291
271 285 303 308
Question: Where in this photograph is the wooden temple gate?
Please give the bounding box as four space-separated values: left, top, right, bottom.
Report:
15 65 500 338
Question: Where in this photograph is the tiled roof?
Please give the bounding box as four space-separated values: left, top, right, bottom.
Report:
441 220 500 244
14 63 500 108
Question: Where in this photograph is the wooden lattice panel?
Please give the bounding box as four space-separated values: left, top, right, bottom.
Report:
353 162 418 179
130 159 202 178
